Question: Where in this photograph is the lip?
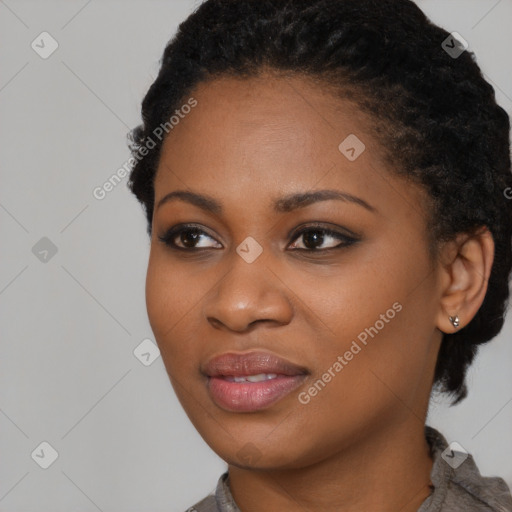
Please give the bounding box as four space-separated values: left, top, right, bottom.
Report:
203 351 309 412
203 351 308 378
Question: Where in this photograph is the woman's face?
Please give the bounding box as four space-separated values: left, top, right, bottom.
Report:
146 73 444 469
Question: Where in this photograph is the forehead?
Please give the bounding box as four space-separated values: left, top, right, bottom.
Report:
153 73 427 223
165 73 375 153
158 75 373 173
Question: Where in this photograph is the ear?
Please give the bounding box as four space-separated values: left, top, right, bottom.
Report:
435 226 495 334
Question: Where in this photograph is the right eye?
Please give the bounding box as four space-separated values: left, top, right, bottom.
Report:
157 224 223 250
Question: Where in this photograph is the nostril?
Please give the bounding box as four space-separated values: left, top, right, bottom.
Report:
207 317 224 329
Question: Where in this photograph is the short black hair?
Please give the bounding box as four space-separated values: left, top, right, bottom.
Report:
127 0 512 404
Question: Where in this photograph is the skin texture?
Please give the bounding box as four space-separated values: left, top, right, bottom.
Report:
145 73 494 512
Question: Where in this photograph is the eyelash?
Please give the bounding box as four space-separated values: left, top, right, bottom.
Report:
157 223 358 253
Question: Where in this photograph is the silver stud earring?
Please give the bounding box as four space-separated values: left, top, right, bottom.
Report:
449 315 460 328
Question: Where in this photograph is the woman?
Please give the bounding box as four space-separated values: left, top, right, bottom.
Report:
127 0 512 510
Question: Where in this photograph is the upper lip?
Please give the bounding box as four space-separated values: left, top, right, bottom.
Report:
202 351 309 378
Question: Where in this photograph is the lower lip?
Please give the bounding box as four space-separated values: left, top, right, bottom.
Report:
207 375 307 412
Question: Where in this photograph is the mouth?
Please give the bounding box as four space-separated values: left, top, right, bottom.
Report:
202 351 309 412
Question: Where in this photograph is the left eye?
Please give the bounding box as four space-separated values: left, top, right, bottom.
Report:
288 227 356 251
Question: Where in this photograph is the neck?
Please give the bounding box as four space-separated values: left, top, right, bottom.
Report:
227 417 434 512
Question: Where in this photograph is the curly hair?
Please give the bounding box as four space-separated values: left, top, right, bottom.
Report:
127 0 512 404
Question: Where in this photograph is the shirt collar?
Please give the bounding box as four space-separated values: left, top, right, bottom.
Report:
212 426 462 511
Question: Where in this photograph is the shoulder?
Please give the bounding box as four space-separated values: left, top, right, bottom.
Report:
182 494 218 512
182 472 239 512
420 426 512 512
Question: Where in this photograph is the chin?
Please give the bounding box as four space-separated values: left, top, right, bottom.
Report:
204 433 316 471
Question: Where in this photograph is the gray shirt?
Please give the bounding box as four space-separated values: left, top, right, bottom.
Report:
185 426 512 511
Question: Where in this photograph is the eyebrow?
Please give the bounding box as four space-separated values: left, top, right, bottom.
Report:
155 189 377 215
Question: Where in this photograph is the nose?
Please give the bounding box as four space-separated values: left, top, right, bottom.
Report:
202 252 294 333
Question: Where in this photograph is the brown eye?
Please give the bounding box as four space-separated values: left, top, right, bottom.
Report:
179 228 203 248
158 225 222 250
288 226 357 251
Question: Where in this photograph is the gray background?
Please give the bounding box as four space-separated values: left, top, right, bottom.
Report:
0 1 511 511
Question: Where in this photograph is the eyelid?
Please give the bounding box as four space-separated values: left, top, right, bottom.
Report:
287 224 358 251
158 222 359 252
288 221 359 240
157 223 222 250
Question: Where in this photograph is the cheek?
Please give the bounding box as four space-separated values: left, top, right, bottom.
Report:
301 230 431 351
145 255 171 339
145 252 198 367
303 241 436 411
287 253 403 352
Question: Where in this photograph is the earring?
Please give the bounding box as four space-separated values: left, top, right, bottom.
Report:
449 315 460 328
